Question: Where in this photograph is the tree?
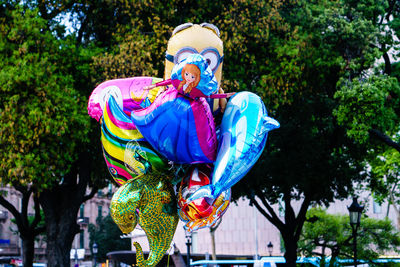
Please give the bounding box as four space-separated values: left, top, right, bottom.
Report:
0 2 107 266
367 148 400 227
333 0 400 232
69 1 400 265
0 188 44 266
82 0 393 265
298 208 400 266
88 214 131 263
230 0 397 265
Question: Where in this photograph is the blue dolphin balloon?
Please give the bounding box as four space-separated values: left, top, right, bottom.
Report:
187 92 280 201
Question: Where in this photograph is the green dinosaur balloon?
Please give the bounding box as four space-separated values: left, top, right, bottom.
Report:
110 173 178 267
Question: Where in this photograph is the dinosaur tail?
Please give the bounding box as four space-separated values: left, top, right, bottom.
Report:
133 242 147 266
133 241 167 267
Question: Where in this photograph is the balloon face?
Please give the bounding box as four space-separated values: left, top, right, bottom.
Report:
178 165 231 232
164 24 224 87
130 88 217 164
170 54 219 98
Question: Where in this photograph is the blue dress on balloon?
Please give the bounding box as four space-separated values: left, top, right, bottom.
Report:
130 54 219 164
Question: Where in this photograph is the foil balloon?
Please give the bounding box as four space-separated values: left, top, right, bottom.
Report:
188 92 280 201
102 96 167 185
170 54 219 98
164 23 224 114
130 55 218 164
88 77 163 121
110 173 178 267
178 165 230 232
88 23 281 259
88 77 170 185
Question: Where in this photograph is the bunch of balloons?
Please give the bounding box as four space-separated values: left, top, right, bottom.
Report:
88 23 279 267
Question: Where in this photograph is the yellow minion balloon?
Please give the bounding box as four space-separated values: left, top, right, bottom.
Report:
164 23 225 112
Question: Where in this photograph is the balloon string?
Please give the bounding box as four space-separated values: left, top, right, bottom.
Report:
166 244 173 267
206 92 236 99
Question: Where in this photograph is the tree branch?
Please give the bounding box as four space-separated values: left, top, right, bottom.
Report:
294 196 311 242
382 51 391 75
83 186 98 202
284 192 296 227
31 195 42 229
369 129 400 152
33 226 46 236
21 189 33 228
77 4 95 45
254 188 285 229
0 194 24 230
251 194 284 231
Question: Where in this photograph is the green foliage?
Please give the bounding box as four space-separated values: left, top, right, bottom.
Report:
334 75 400 144
88 0 287 93
92 28 159 82
231 0 398 264
299 208 400 265
1 0 398 266
88 214 131 262
368 148 400 207
0 4 90 190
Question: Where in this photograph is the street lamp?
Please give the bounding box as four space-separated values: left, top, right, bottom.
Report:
267 242 273 256
92 242 98 267
347 197 364 267
185 230 192 267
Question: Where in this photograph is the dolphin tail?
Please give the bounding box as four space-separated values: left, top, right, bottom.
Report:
260 116 280 136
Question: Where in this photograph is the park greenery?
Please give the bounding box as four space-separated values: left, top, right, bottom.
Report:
298 208 400 266
0 0 399 266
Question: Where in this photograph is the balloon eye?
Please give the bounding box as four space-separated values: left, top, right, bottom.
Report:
201 48 223 73
176 49 196 64
202 51 219 72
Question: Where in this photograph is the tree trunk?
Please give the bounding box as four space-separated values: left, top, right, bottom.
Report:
22 238 35 267
281 232 298 267
389 191 400 229
329 246 341 267
250 190 311 267
0 188 45 267
39 185 83 267
38 153 98 267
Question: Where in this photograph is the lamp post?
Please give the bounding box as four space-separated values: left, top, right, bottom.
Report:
347 197 364 267
74 216 88 267
92 242 98 267
185 230 192 267
267 242 273 256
